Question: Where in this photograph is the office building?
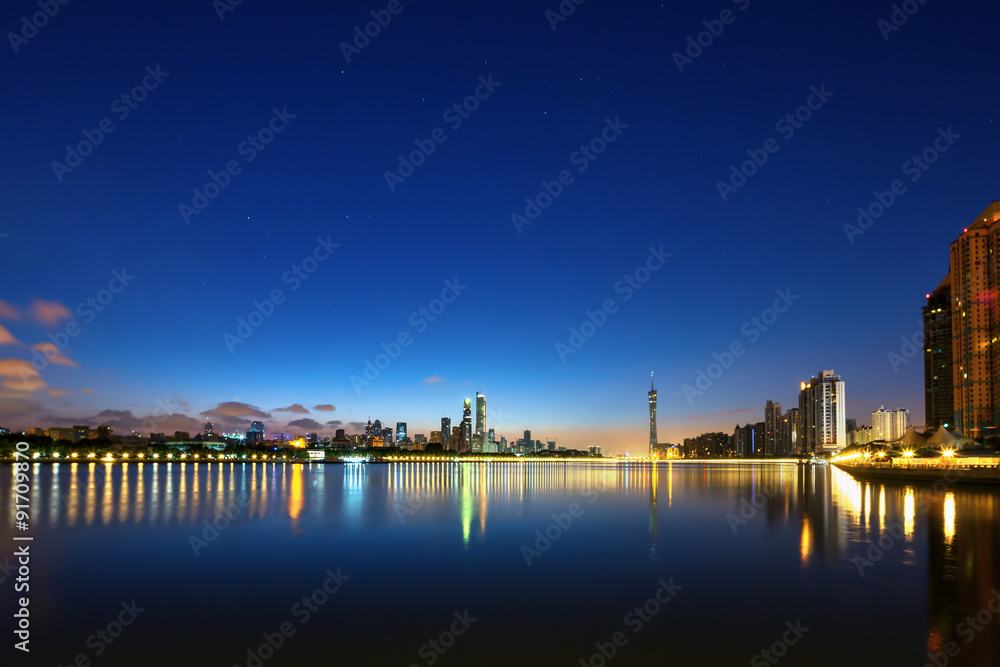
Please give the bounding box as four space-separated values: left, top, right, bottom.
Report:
462 399 472 448
798 370 847 454
430 430 442 445
923 274 953 428
396 422 407 442
247 420 265 444
441 418 451 447
475 392 486 440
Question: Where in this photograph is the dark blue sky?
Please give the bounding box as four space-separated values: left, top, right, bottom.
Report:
1 0 997 452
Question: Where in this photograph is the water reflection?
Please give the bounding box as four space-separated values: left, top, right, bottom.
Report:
2 460 998 663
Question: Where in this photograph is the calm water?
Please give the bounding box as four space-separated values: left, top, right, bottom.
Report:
1 461 998 666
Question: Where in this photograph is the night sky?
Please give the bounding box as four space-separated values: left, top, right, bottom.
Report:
1 0 998 453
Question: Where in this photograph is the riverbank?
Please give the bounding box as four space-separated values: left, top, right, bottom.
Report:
833 462 1000 485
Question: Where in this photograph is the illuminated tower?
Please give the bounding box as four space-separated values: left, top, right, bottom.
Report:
648 373 658 457
462 399 472 450
441 417 451 450
475 392 486 438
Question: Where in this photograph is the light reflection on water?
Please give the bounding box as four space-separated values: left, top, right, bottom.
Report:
1 461 998 666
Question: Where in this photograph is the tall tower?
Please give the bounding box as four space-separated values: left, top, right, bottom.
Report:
475 392 486 438
462 399 472 450
648 373 658 456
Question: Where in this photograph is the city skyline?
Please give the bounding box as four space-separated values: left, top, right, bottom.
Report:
2 1 998 454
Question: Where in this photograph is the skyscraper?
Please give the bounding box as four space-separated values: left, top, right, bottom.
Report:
396 422 407 442
462 399 472 449
475 392 486 439
764 400 781 456
923 274 953 428
948 202 1000 438
648 373 658 456
441 417 451 450
798 370 846 454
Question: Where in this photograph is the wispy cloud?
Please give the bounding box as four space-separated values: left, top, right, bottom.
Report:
424 375 445 384
31 342 77 366
0 301 21 320
274 403 309 414
314 404 336 412
0 325 18 346
29 299 72 326
287 418 323 431
0 359 45 392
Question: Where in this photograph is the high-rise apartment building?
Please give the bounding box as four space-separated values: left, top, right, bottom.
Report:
777 408 798 456
648 374 658 456
948 202 1000 439
873 406 909 442
923 274 953 428
798 370 846 454
764 400 782 456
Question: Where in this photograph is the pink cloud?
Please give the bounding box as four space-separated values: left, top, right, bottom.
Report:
424 376 445 384
0 359 45 392
0 302 20 320
29 300 72 326
31 342 77 367
0 325 18 346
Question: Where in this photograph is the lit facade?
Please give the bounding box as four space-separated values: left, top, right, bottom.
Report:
873 406 909 442
798 370 846 454
949 202 1000 439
